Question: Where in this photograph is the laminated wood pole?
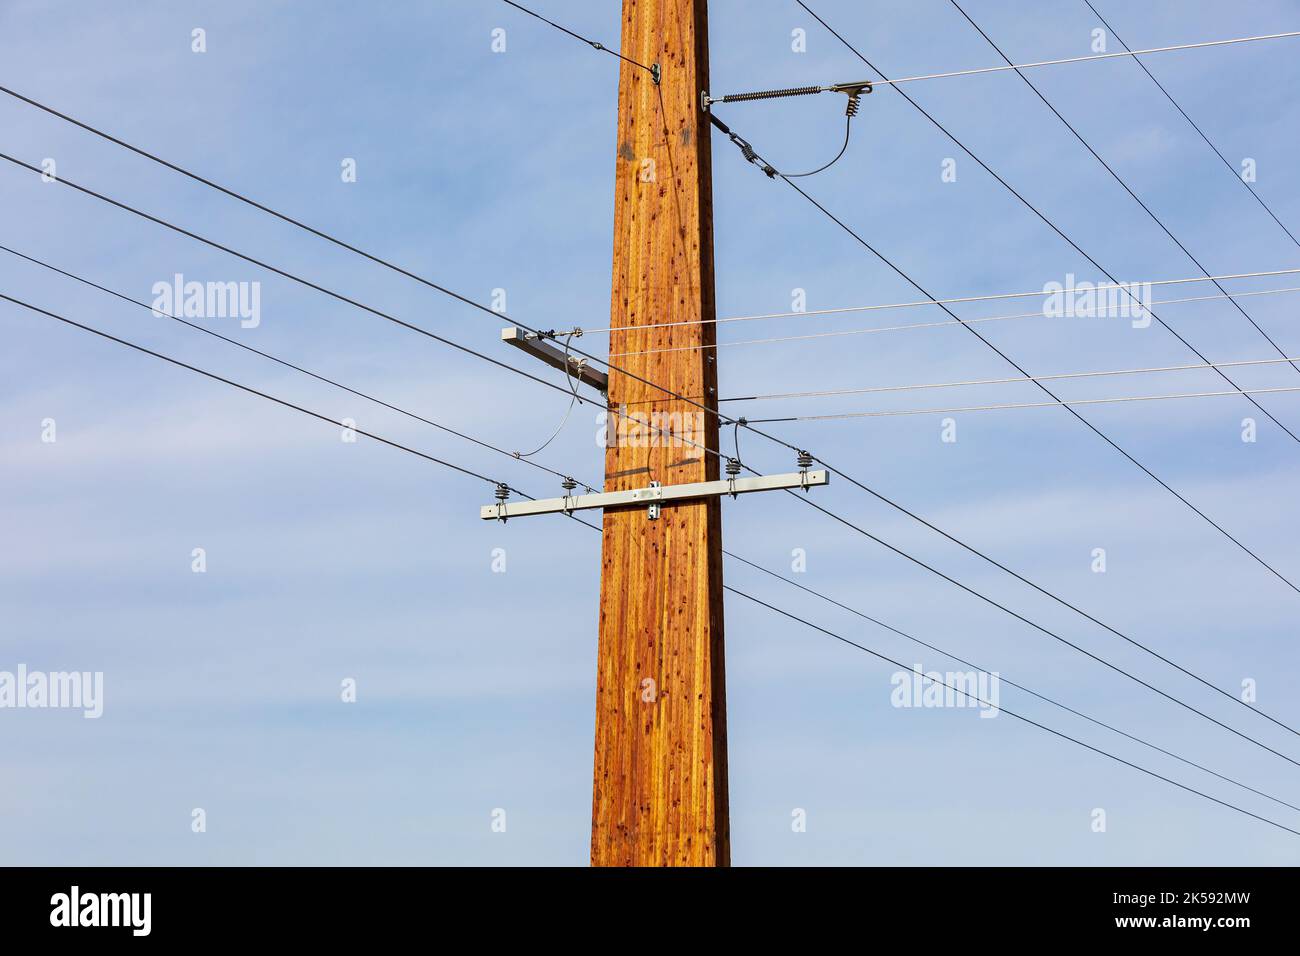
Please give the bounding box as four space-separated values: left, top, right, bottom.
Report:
590 0 729 867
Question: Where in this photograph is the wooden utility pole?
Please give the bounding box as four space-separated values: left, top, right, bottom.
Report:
591 0 728 866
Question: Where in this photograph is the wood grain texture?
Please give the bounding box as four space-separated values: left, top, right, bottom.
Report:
590 0 728 867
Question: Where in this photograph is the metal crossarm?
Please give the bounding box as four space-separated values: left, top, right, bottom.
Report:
482 469 829 520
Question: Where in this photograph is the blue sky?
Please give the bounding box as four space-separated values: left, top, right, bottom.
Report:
2 0 1299 865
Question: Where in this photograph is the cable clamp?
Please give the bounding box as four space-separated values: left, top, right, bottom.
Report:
832 81 873 117
732 133 777 178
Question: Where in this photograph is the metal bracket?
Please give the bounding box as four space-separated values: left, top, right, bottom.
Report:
647 480 662 520
501 327 609 397
480 470 830 520
830 80 874 96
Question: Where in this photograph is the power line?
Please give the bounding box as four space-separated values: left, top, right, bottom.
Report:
8 82 1293 488
34 233 1261 802
0 293 507 490
0 148 737 471
725 354 1300 405
16 283 1298 790
13 3 1291 850
776 486 1300 766
714 116 1300 595
724 551 1300 815
498 0 657 75
789 456 1300 739
23 198 1297 776
18 186 1293 770
595 271 1300 339
615 286 1300 358
0 242 596 495
14 84 1296 745
580 489 1300 813
0 154 586 407
725 586 1300 839
574 496 1300 832
948 0 1300 379
739 8 1300 597
0 149 719 467
785 2 1300 445
784 111 856 179
575 501 1300 830
0 88 690 444
710 29 1300 100
747 384 1300 423
1081 0 1300 250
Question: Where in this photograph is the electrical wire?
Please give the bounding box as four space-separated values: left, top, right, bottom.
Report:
0 149 729 472
0 154 582 406
723 354 1300 404
1 293 507 489
34 260 1252 817
788 2 1300 445
783 113 853 179
20 198 1296 768
13 82 1298 746
7 18 1289 827
713 115 1300 595
535 478 1300 816
1081 0 1300 251
709 29 1300 100
876 29 1300 86
0 242 595 494
580 473 1300 826
595 270 1300 338
725 586 1300 839
746 384 1300 423
573 496 1300 834
948 0 1300 379
8 84 1293 478
513 333 583 459
498 0 657 74
725 551 1300 815
772 486 1300 767
0 149 708 471
614 286 1300 358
